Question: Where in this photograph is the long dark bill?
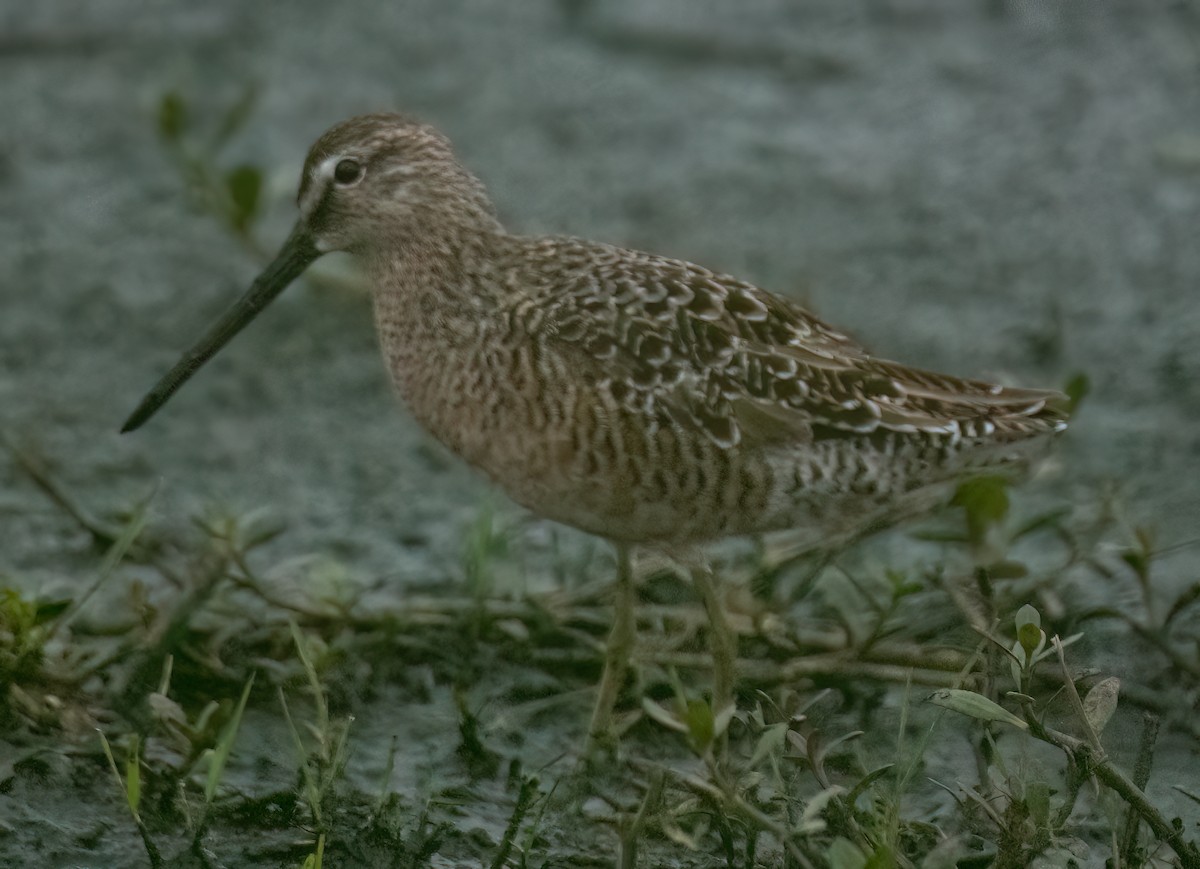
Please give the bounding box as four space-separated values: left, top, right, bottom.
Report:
120 225 321 433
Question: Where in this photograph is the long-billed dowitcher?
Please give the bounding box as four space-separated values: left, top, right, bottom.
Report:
123 113 1068 749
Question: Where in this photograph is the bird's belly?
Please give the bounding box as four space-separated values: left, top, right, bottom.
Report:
439 415 690 543
395 370 741 542
385 341 974 546
385 360 627 535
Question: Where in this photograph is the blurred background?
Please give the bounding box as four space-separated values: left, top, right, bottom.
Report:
2 1 1197 570
4 0 1198 584
2 1 1199 864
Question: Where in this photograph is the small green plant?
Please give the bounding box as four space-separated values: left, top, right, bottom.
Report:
99 731 161 867
0 588 62 690
5 416 1197 866
152 89 361 296
95 661 255 869
488 770 543 869
195 672 255 837
156 87 265 247
280 621 354 861
639 678 891 865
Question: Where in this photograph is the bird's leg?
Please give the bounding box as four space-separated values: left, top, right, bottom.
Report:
586 542 635 755
689 560 737 725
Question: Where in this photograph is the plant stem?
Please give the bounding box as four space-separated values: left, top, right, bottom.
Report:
1022 702 1199 868
1120 712 1161 864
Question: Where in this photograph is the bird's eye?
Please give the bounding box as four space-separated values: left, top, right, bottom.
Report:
333 159 363 185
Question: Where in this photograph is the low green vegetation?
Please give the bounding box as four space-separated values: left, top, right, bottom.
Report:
2 428 1198 868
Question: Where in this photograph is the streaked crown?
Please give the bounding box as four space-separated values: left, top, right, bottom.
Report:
296 113 499 253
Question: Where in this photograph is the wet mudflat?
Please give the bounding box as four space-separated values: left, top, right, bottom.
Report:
2 2 1199 866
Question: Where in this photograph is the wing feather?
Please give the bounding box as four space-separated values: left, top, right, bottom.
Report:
517 237 1069 449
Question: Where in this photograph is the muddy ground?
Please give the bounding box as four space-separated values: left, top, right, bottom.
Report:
2 1 1199 867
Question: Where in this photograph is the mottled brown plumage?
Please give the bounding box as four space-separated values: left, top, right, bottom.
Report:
123 113 1069 747
298 114 1068 549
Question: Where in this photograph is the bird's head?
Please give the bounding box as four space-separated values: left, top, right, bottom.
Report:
120 113 495 433
296 113 497 255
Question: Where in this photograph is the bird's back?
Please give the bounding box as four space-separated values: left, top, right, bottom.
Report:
375 232 1067 545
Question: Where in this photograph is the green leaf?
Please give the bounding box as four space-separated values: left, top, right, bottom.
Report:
684 699 714 751
290 620 327 728
279 687 322 824
1015 604 1044 660
927 689 1028 730
1014 604 1041 630
32 599 71 624
863 846 896 869
98 730 141 824
124 734 141 816
952 476 1010 544
1063 372 1090 415
205 672 255 804
226 165 262 233
1121 548 1149 580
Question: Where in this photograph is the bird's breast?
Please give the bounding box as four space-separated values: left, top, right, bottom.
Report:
369 291 840 545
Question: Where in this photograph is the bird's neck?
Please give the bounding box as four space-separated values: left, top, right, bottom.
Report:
366 200 503 294
363 215 508 445
363 210 507 355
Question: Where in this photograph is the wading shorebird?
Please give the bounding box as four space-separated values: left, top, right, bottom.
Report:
123 113 1068 749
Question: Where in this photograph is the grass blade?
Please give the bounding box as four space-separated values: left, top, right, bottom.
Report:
205 672 256 805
